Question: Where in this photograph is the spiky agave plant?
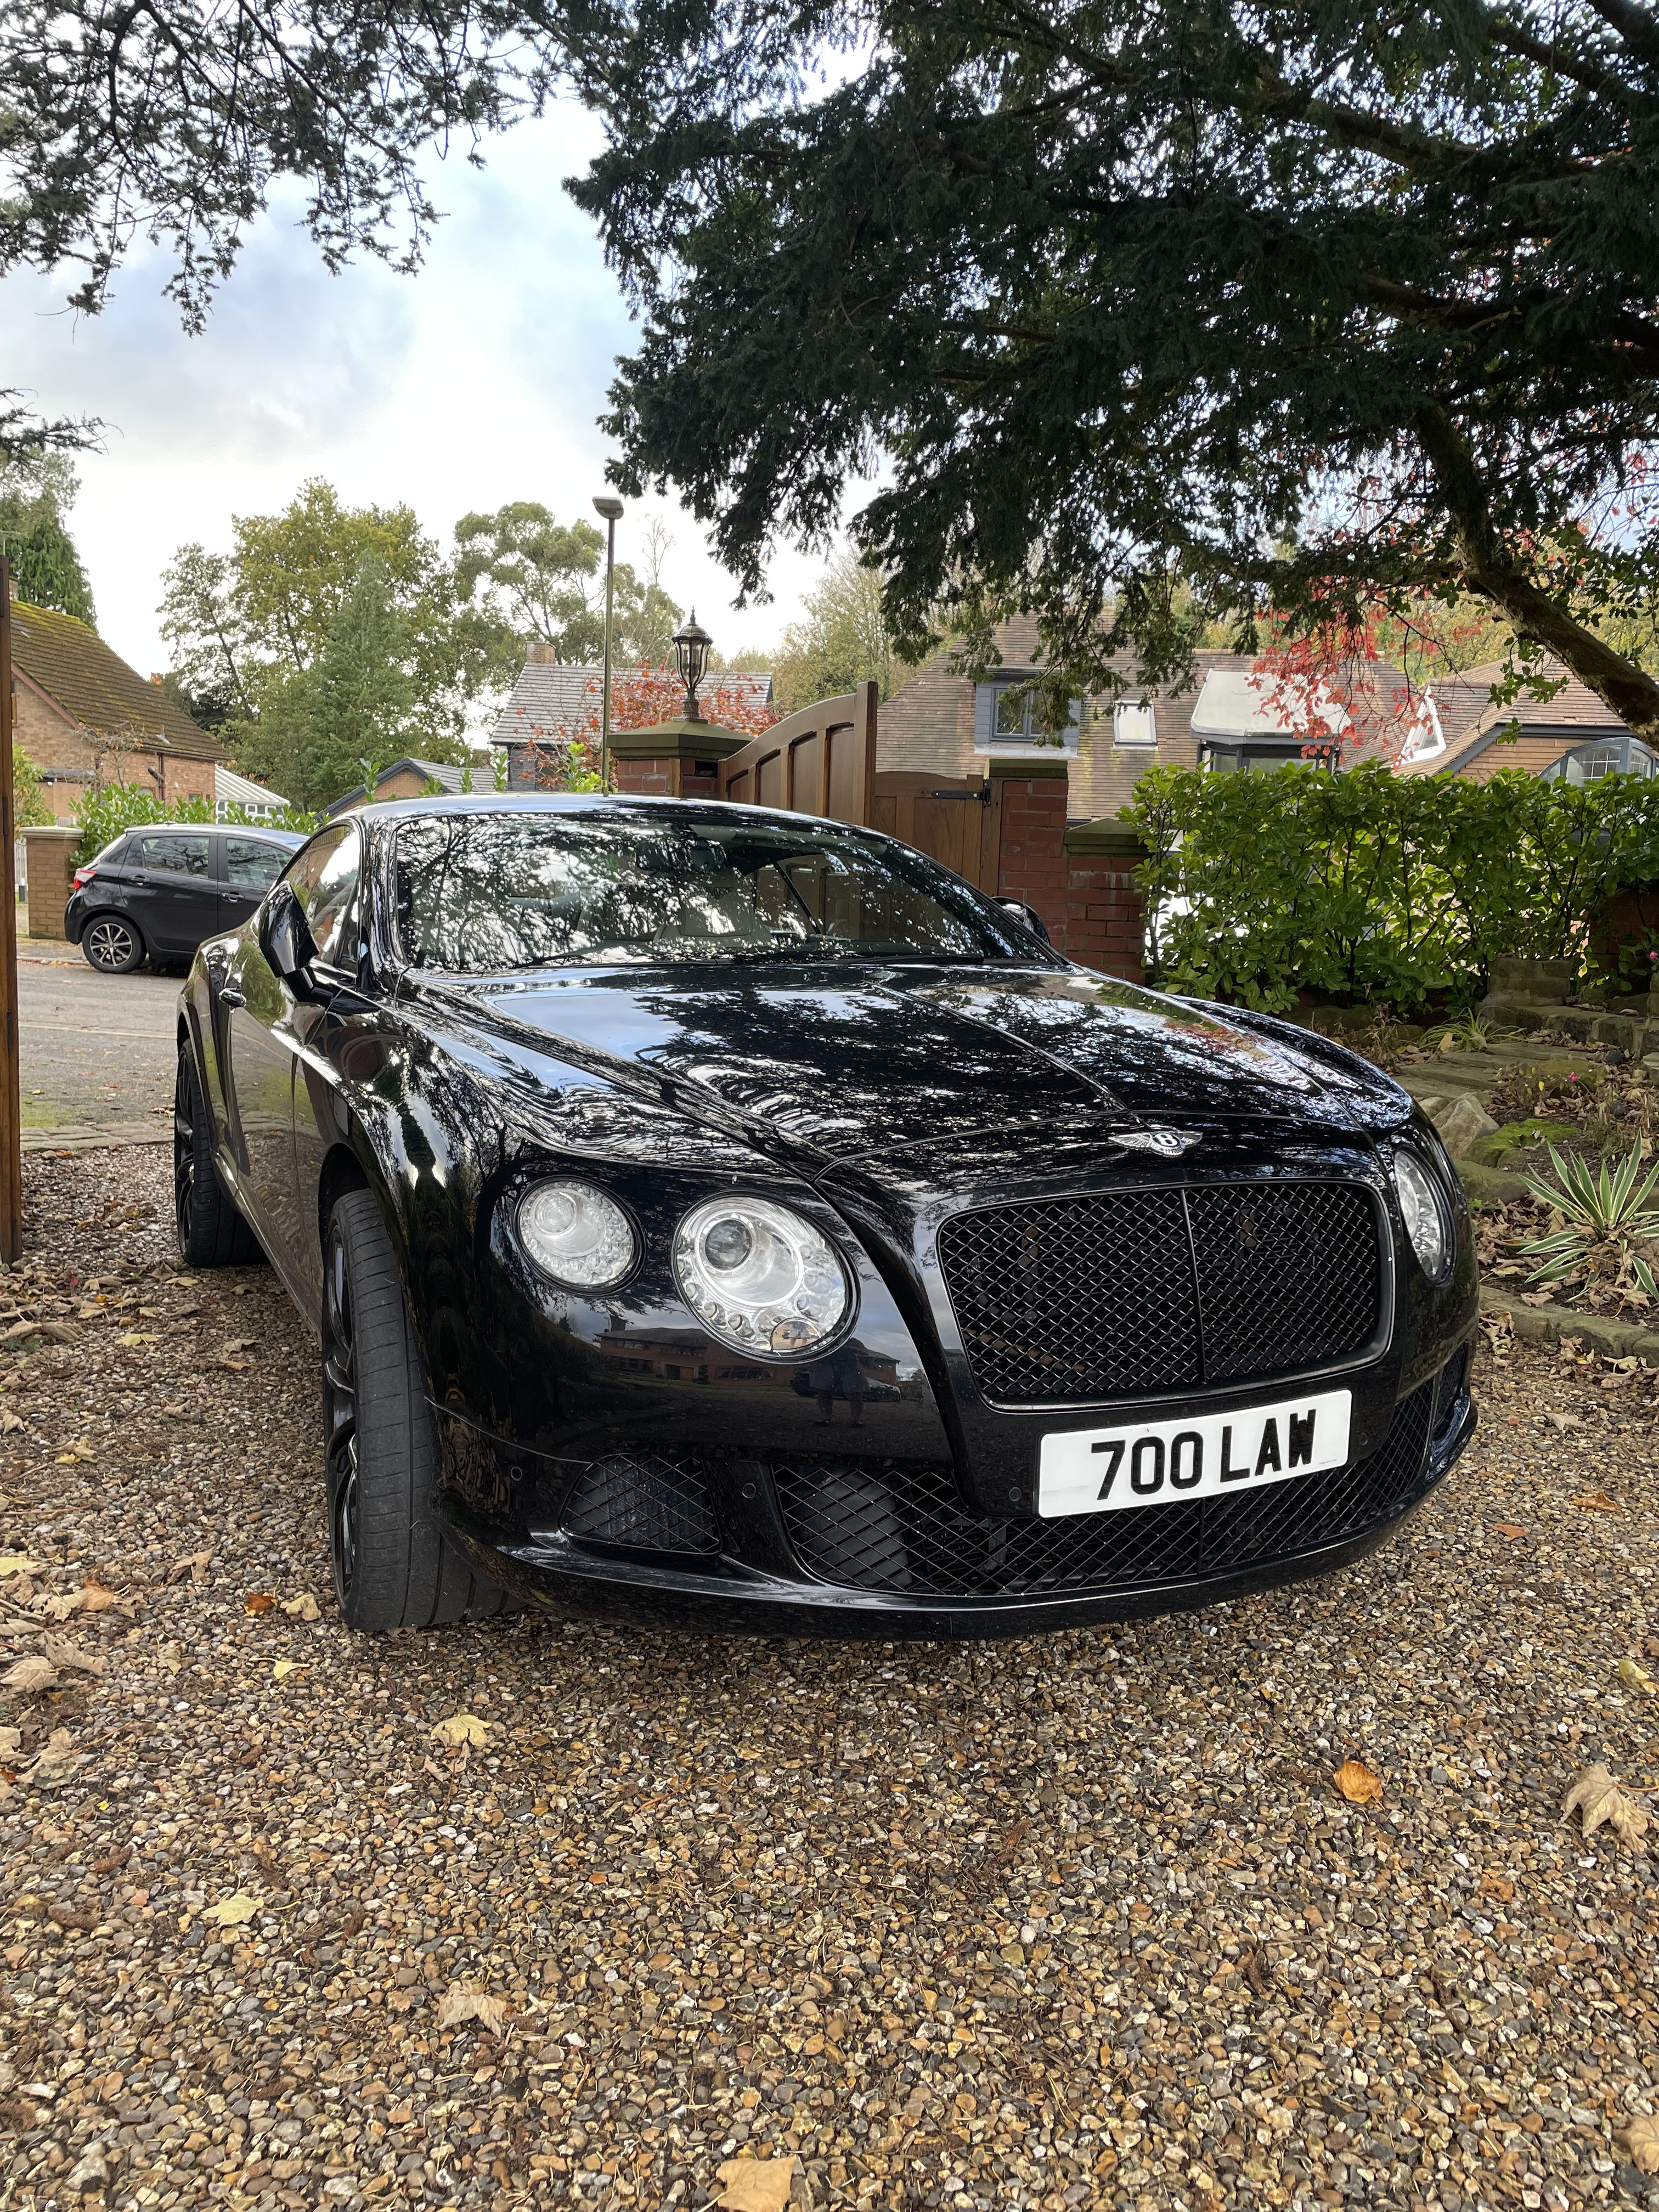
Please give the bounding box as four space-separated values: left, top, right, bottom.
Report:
1520 1143 1659 1293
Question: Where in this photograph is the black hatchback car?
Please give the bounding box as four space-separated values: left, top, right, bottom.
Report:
66 823 306 974
176 796 1477 1639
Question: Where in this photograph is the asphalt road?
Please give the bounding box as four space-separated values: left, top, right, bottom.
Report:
16 935 180 1133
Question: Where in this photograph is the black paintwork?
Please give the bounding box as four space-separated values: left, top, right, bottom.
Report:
180 794 1479 1637
68 825 304 963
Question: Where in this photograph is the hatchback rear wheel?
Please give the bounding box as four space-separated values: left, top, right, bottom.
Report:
82 914 144 974
322 1189 508 1632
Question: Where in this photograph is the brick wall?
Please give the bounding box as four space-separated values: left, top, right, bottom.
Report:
994 773 1071 943
613 758 676 798
1062 856 1146 979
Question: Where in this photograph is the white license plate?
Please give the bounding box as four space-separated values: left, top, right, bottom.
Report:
1037 1389 1352 1519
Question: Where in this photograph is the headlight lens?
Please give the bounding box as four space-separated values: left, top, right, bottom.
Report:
673 1195 853 1357
1392 1150 1452 1283
517 1180 636 1290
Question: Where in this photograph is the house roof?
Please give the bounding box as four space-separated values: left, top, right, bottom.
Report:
323 757 475 816
9 600 224 761
490 661 775 748
1188 667 1347 741
1401 657 1630 777
215 765 290 812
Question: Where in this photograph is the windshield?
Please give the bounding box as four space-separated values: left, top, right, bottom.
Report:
394 808 1048 973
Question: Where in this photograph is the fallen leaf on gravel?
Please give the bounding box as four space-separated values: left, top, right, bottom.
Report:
1620 2116 1659 2176
272 1659 302 1680
204 1892 261 1928
435 1985 509 2034
1618 1657 1656 1695
714 2156 798 2212
113 1331 157 1347
1333 1759 1383 1804
1546 1412 1584 1429
1491 1522 1528 1539
1562 1764 1651 1847
0 1411 21 1433
222 1336 257 1353
1571 1491 1621 1513
3 1656 58 1692
244 1593 274 1615
1479 1871 1516 1901
0 1555 41 1577
36 1592 81 1622
0 1726 19 1755
41 1637 105 1677
25 1728 79 1781
280 1592 320 1620
432 1712 489 1748
54 1440 95 1463
76 1580 115 1613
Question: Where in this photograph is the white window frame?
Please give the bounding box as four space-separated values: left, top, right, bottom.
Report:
1112 700 1158 749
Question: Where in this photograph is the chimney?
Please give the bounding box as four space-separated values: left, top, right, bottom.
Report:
526 642 557 665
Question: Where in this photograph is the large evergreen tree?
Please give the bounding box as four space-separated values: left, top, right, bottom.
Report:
0 453 95 624
561 0 1659 739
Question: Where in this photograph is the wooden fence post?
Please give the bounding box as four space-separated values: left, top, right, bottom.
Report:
0 561 20 1260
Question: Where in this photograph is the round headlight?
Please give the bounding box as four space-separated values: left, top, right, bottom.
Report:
673 1195 853 1358
1392 1150 1452 1283
517 1180 636 1290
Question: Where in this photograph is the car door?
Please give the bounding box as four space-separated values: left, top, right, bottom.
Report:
219 834 291 933
129 830 218 953
287 826 372 1314
221 825 357 1296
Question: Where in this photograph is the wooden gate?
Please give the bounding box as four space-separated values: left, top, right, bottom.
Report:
718 680 878 823
868 770 997 893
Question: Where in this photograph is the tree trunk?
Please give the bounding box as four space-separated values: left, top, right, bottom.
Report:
1414 405 1659 745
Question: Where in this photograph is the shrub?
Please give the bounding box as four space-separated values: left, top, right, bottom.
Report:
1121 761 1659 1012
71 784 318 865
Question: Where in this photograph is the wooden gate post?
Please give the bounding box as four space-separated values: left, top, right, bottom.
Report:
0 562 22 1261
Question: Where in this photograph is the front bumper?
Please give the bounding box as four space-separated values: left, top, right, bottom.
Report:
437 1345 1476 1639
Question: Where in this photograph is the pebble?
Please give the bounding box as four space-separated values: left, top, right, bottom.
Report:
0 1150 1656 2212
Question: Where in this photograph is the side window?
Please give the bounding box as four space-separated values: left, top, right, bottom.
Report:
282 825 362 969
224 837 288 893
135 833 211 877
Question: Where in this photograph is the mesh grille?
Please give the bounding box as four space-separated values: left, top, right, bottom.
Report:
773 1380 1438 1598
561 1452 720 1554
937 1180 1381 1407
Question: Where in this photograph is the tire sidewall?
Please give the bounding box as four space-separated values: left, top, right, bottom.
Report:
83 915 144 974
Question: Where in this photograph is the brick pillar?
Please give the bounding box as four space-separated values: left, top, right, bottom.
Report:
991 764 1070 945
22 825 81 941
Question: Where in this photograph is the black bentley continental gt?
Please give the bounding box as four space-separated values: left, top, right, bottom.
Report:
175 795 1477 1637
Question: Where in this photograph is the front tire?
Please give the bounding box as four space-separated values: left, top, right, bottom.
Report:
82 914 144 974
322 1189 507 1632
174 1043 262 1267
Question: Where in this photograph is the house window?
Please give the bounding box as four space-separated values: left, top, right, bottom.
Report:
1539 736 1659 785
973 680 1082 754
1113 701 1157 748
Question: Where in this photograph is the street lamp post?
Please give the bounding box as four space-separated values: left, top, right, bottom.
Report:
592 495 625 790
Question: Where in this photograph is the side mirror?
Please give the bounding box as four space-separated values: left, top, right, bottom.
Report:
998 899 1052 946
258 882 326 999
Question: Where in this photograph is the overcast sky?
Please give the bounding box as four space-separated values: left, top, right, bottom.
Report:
0 96 829 687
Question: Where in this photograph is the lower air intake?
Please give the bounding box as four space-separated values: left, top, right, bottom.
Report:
561 1453 720 1555
773 1380 1440 1599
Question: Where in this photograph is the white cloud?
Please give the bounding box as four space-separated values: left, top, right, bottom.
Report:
0 97 830 680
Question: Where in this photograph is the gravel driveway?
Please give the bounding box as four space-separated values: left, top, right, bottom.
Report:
1 1149 1656 2212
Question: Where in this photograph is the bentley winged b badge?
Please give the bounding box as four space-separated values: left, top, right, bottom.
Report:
1110 1127 1203 1158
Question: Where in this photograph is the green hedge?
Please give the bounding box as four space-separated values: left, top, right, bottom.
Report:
1120 761 1659 1013
71 785 318 866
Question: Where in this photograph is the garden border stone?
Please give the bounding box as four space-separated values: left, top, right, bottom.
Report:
1478 1281 1659 1360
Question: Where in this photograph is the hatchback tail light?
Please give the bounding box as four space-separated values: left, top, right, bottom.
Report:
73 866 98 889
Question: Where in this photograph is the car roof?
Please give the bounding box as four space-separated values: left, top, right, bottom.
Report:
348 792 866 837
124 821 304 844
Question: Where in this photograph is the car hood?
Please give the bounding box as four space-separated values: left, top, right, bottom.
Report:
448 961 1410 1161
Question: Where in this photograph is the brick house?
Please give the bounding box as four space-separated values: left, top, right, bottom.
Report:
9 592 227 820
1400 656 1657 783
489 647 775 785
325 757 482 816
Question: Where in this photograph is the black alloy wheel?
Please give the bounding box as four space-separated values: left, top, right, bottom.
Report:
82 915 144 974
321 1189 508 1632
174 1042 263 1267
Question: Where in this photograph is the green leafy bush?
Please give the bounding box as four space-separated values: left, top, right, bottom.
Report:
1122 762 1659 1012
71 785 318 865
